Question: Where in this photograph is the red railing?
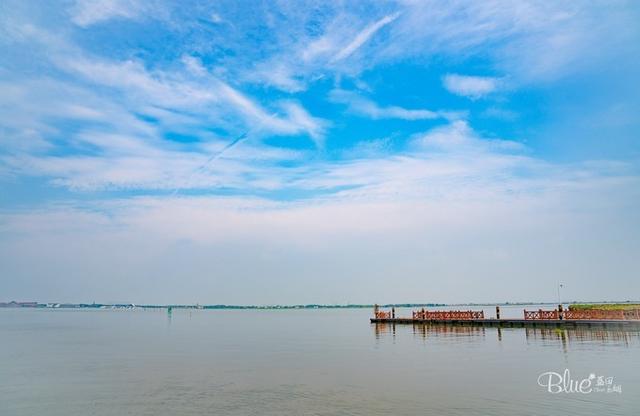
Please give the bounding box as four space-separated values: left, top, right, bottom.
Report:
623 309 640 320
412 310 484 320
375 311 391 319
524 309 559 320
525 308 640 321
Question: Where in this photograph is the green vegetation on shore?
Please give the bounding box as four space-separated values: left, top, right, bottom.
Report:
569 303 640 311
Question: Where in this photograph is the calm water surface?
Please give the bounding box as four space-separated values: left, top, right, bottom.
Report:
1 308 639 415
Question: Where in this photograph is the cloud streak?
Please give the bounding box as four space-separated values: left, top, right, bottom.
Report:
329 89 458 121
331 12 401 63
70 0 148 27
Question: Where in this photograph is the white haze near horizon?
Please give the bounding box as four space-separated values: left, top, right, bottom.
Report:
2 172 638 305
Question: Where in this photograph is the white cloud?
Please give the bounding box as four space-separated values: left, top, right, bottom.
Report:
245 11 402 92
278 101 327 146
57 1 640 96
0 114 582 198
216 82 326 143
210 12 223 24
49 50 327 141
4 135 299 192
251 2 640 92
251 63 307 93
329 89 458 121
242 2 638 93
1 118 517 193
0 47 327 194
443 74 500 99
70 0 146 27
288 121 533 198
331 12 401 63
2 23 327 143
386 2 640 84
340 137 393 159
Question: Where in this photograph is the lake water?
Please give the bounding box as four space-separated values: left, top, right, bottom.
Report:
1 307 639 415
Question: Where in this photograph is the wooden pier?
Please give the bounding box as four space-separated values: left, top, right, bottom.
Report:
370 305 640 329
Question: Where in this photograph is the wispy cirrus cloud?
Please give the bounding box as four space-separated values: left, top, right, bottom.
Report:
0 22 327 194
0 25 327 194
70 0 149 27
57 53 326 141
245 11 402 92
0 115 533 194
244 1 639 93
330 12 401 63
328 89 460 121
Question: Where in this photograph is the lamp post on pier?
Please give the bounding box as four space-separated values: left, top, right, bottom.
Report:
557 282 564 306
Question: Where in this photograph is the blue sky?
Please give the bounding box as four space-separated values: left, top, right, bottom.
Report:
1 1 639 304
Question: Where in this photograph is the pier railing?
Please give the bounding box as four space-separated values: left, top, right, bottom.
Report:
375 311 392 319
524 309 559 320
412 310 484 320
525 308 640 321
624 309 640 320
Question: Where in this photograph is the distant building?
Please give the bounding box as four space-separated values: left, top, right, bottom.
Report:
0 301 40 308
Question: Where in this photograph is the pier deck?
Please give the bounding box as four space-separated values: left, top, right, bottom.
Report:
370 318 640 328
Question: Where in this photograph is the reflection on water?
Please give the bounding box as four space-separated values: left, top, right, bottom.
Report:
374 322 488 340
525 327 640 349
525 327 640 343
374 322 640 348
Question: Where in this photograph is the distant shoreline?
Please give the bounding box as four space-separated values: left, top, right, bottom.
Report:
2 300 639 310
